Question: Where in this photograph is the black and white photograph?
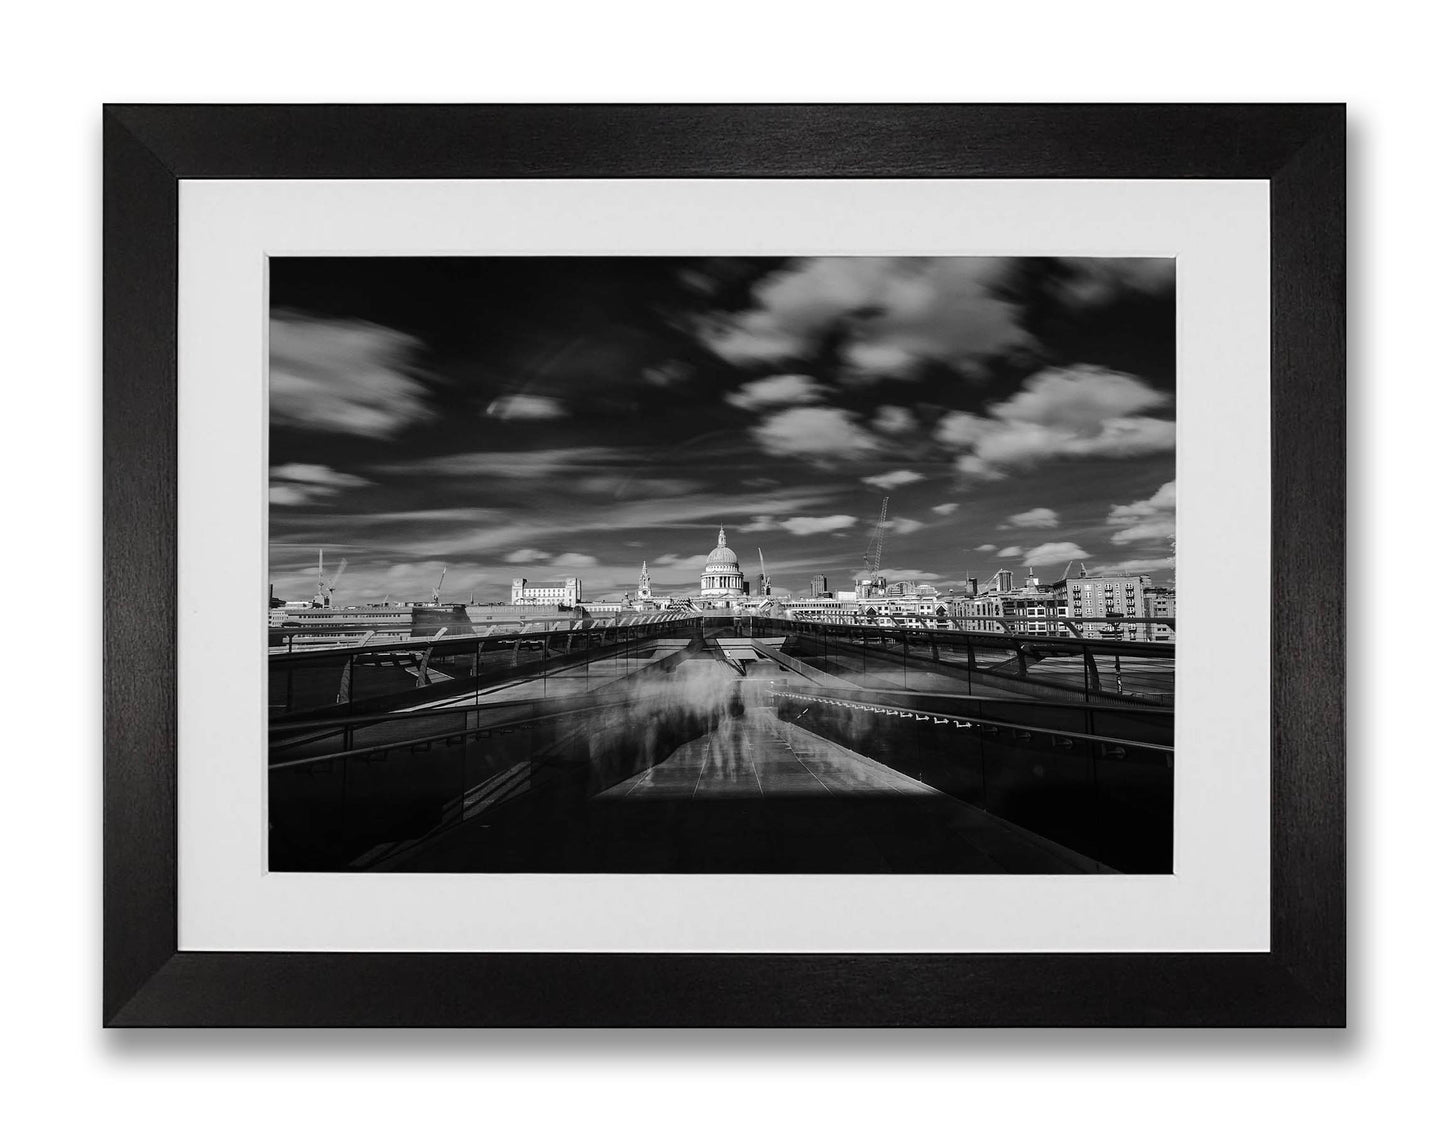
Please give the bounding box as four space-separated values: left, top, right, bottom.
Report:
268 255 1177 875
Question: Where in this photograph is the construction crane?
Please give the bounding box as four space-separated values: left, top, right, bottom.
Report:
757 548 771 597
430 567 447 605
313 549 347 608
862 495 890 584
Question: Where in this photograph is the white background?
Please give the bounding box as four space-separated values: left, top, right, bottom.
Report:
1 1 1434 1124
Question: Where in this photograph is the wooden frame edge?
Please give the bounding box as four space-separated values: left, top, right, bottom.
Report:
102 104 1345 1028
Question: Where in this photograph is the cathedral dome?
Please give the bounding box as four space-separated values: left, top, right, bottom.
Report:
705 526 739 568
700 527 746 602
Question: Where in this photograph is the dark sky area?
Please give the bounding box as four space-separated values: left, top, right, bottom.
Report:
269 256 1176 603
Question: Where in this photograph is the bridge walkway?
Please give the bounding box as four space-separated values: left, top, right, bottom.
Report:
381 696 1105 874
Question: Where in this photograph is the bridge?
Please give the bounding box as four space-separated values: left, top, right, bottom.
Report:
269 613 1174 875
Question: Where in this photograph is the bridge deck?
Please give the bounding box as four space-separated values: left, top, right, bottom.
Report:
383 703 1103 874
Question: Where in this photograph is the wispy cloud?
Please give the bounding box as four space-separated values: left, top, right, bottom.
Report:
484 393 568 420
700 257 1034 380
1003 507 1060 529
872 406 917 435
1022 542 1089 567
751 407 880 463
936 365 1174 480
1052 258 1174 308
776 514 858 536
268 462 369 506
725 373 827 412
1107 480 1176 545
862 469 924 490
270 311 433 438
372 447 638 479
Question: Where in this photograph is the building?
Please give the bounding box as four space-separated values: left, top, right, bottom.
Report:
1144 585 1176 641
810 574 829 598
954 588 1065 635
1065 573 1151 639
510 576 582 606
637 561 651 601
699 526 747 606
782 596 860 624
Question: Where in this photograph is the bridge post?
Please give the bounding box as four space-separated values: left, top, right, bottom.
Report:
1082 645 1102 697
1013 638 1029 680
336 653 353 705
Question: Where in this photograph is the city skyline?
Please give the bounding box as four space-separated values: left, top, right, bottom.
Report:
269 256 1176 603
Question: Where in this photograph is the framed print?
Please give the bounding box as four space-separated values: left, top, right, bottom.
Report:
103 104 1344 1026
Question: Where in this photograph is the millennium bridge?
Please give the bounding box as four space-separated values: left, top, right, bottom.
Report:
269 613 1174 875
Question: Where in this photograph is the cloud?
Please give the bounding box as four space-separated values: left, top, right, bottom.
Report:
725 373 827 412
932 503 959 516
1054 258 1175 308
1103 557 1175 575
878 569 943 582
862 469 924 490
1111 521 1177 545
550 553 598 569
1003 507 1060 529
872 406 917 435
374 446 637 479
270 311 433 438
268 462 369 506
936 365 1174 479
652 553 712 569
504 549 551 564
975 542 997 551
751 406 881 462
485 394 567 420
890 517 924 535
641 360 691 388
778 514 858 536
701 257 1034 379
269 485 318 506
273 463 365 488
1022 542 1090 567
1107 480 1177 544
998 546 1022 558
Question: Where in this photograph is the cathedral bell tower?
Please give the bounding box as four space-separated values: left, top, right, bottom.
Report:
637 560 651 601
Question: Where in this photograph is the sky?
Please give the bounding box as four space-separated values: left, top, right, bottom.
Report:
269 256 1176 604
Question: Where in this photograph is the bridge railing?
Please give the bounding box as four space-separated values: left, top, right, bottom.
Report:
743 615 1174 705
770 686 1172 873
270 609 702 652
268 614 705 720
268 668 728 872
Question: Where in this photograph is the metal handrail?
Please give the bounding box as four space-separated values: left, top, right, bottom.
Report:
745 615 1174 658
270 698 620 770
269 613 705 662
771 690 1173 754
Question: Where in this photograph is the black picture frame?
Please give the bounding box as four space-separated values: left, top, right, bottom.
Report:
103 104 1344 1027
